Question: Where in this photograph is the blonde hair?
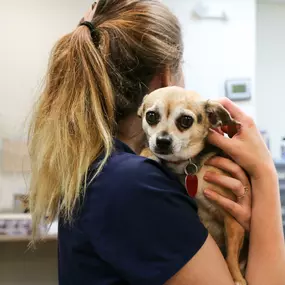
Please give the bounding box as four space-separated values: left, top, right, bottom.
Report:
28 0 183 237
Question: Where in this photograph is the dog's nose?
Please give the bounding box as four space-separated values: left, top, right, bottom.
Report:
156 135 172 150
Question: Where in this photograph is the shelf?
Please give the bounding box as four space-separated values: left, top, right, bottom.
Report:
0 213 31 219
0 235 57 243
0 213 58 243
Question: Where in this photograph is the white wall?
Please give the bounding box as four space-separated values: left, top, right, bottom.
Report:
0 0 93 211
164 0 256 118
0 0 93 138
256 3 285 159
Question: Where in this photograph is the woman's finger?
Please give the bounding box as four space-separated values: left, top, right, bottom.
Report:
207 129 236 156
203 172 247 200
205 157 250 188
203 189 249 231
212 127 224 135
216 98 246 123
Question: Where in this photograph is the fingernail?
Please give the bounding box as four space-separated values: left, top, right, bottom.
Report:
204 189 212 197
204 172 213 179
204 175 209 181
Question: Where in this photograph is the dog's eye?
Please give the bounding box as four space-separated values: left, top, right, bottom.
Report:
146 111 160 126
177 115 194 130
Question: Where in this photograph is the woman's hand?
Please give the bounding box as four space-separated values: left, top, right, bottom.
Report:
208 98 276 181
206 99 285 285
203 157 252 231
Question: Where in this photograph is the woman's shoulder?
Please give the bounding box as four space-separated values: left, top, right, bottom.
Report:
89 150 183 195
110 151 178 180
85 150 192 213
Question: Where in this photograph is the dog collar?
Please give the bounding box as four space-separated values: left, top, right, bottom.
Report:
163 158 199 175
164 159 199 198
163 159 188 165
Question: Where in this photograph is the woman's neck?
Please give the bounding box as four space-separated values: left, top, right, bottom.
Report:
116 115 146 154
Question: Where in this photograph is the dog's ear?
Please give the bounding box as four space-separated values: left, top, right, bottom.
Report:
137 94 148 118
204 100 238 127
137 102 144 118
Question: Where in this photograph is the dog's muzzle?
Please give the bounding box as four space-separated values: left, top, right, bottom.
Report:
155 134 173 155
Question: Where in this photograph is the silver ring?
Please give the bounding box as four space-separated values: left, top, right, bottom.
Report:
237 186 249 199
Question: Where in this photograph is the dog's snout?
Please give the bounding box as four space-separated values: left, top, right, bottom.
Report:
156 135 172 150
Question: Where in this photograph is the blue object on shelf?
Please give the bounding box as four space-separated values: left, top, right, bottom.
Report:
281 137 285 160
274 160 285 236
260 130 270 151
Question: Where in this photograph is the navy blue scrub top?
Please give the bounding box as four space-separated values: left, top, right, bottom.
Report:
58 139 208 285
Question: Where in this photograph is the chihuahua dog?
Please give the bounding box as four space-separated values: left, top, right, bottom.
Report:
138 86 248 285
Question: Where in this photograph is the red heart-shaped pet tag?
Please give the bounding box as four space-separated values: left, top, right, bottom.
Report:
185 175 198 198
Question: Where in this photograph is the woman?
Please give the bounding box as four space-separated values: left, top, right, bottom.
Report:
28 1 285 284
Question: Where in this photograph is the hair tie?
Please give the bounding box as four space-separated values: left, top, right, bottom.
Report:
80 21 100 44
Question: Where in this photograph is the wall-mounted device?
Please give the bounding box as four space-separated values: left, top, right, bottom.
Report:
192 1 228 21
225 78 251 101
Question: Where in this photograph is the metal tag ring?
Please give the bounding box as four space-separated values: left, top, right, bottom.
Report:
185 161 199 176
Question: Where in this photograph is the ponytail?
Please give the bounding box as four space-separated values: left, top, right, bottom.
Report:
28 26 114 237
29 0 183 239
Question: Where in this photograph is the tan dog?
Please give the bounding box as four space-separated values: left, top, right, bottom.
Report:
138 86 248 285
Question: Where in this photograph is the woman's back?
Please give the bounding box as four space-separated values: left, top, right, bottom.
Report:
59 140 207 285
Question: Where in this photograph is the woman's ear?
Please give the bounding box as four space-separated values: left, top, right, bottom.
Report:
204 100 239 128
148 67 172 92
160 66 172 87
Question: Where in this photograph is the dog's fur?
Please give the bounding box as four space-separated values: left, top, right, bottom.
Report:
138 86 248 285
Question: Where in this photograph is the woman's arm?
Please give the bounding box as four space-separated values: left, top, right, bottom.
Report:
166 235 235 285
204 158 285 284
247 170 285 285
208 98 285 285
